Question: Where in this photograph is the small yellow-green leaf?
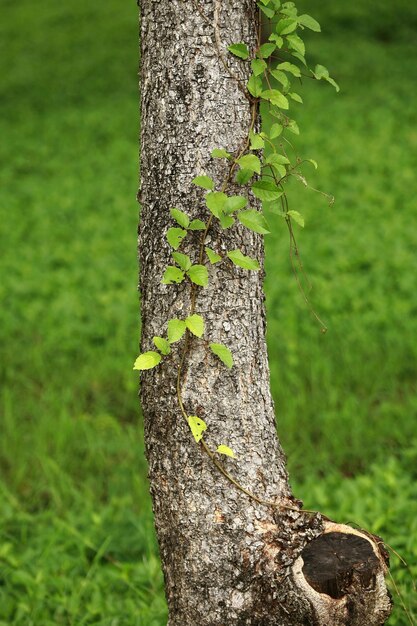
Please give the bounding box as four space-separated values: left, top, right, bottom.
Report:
227 249 260 271
166 227 187 250
277 61 301 77
298 14 321 32
153 336 170 355
249 130 265 150
170 208 190 228
210 343 233 368
192 175 214 190
251 58 267 76
167 318 187 343
224 195 248 214
307 159 318 169
258 42 276 59
236 154 261 174
161 266 185 284
236 168 254 185
189 219 206 230
133 351 161 370
276 17 298 35
238 210 270 235
251 180 283 202
259 3 275 18
247 75 263 98
211 148 232 159
269 123 283 139
185 314 205 338
260 89 289 109
172 252 192 271
287 33 305 56
187 264 209 287
219 213 235 229
206 191 227 217
287 119 300 135
287 210 305 227
205 247 222 264
227 43 249 60
216 444 236 458
188 415 207 443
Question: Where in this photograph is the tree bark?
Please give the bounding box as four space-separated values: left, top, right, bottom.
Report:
139 1 392 624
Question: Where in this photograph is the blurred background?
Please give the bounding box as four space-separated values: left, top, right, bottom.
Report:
0 0 416 624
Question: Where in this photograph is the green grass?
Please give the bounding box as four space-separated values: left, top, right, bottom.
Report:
0 0 416 623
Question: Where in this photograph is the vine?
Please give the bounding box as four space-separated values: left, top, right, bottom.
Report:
134 0 339 509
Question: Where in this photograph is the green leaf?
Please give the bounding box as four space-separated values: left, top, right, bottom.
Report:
261 89 289 109
172 252 192 271
281 4 298 18
291 50 307 66
265 154 288 177
189 219 206 230
307 158 318 169
192 175 214 190
219 213 235 229
210 343 234 368
269 33 284 47
258 3 275 18
236 169 254 185
166 227 187 250
277 61 301 77
251 58 267 76
187 415 207 443
286 119 300 135
247 75 263 98
289 92 303 103
170 208 190 228
205 247 222 264
187 264 209 286
258 0 271 6
161 266 185 284
298 14 321 32
314 64 330 79
238 210 270 234
251 180 283 202
313 65 339 92
236 154 261 174
269 123 283 139
224 195 248 213
227 43 249 60
258 42 276 59
227 249 260 271
287 210 305 227
265 153 290 165
167 318 187 343
249 130 265 150
133 351 161 371
185 314 205 338
206 191 227 217
153 336 171 355
270 68 290 90
216 444 236 458
286 33 305 56
211 148 232 160
276 17 297 35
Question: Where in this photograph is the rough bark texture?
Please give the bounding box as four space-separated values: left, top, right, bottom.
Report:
139 1 392 624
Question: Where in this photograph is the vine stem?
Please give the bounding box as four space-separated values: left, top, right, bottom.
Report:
174 98 316 514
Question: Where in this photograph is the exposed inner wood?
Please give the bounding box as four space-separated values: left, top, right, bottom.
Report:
301 532 380 599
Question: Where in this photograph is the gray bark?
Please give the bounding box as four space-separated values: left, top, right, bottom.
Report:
139 1 392 624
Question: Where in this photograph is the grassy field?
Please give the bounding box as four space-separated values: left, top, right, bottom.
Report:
0 0 416 624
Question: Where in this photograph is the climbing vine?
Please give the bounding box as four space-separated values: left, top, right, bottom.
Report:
134 0 338 506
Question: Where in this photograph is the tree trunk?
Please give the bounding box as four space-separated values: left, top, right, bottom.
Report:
139 1 392 624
